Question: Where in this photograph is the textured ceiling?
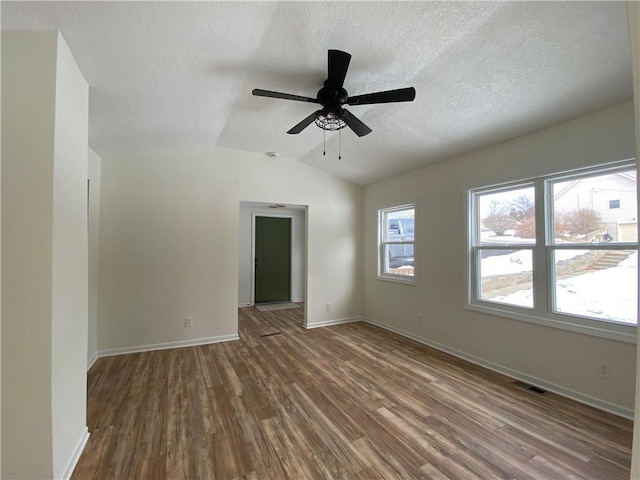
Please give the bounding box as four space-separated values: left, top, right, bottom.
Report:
1 1 633 186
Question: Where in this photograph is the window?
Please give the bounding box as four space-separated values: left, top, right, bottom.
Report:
468 161 637 342
378 204 416 284
610 199 621 209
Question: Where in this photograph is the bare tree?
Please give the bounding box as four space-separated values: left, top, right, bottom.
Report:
509 195 535 221
554 211 569 238
514 216 535 238
483 201 517 235
564 208 602 236
488 200 508 216
484 215 517 236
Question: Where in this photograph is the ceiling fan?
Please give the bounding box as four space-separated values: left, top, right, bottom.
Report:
252 50 416 138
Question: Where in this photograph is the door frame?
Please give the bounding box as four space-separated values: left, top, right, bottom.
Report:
250 212 295 306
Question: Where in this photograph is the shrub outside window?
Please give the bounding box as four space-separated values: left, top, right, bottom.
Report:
378 204 416 284
468 161 637 342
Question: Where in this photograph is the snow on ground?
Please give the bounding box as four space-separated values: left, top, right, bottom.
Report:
481 250 532 275
480 249 589 276
489 252 637 324
480 232 534 245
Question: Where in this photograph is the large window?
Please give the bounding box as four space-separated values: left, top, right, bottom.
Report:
468 161 637 342
378 204 416 284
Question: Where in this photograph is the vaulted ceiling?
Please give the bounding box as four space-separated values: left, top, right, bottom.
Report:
2 1 633 185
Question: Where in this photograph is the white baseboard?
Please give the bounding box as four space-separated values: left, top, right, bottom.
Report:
305 316 362 329
98 333 240 358
238 303 252 308
61 426 90 480
362 316 633 420
292 297 305 303
87 352 98 371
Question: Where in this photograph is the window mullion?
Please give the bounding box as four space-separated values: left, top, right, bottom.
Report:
533 178 548 315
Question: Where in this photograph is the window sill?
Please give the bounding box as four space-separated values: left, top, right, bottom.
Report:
376 274 418 286
465 302 636 344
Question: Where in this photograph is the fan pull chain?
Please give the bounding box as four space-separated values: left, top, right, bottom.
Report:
339 129 342 160
323 128 326 156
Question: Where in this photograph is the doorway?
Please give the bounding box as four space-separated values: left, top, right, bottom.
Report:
238 202 307 325
254 216 291 303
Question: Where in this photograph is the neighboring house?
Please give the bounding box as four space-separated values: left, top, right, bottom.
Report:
553 171 637 241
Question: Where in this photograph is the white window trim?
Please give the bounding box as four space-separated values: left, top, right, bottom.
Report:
465 159 638 344
377 203 417 286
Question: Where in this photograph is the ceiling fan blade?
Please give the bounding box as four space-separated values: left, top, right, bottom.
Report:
347 87 416 106
327 50 351 88
342 109 372 137
287 110 321 134
252 89 319 103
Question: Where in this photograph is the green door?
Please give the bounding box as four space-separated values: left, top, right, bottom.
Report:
255 216 291 304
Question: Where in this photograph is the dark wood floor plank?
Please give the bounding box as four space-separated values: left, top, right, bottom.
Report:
287 382 371 475
211 347 244 397
373 406 488 479
166 434 215 480
260 416 325 479
72 306 633 479
195 344 224 388
351 436 414 479
228 392 287 479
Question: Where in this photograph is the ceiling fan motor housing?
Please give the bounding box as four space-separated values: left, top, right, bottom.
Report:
317 84 348 119
318 83 348 105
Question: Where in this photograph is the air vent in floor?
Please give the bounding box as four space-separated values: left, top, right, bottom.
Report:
513 380 548 396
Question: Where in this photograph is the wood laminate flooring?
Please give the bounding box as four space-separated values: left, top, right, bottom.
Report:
72 306 633 479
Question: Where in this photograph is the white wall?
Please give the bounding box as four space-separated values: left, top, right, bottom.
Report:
1 30 57 479
363 101 637 415
98 147 362 353
88 148 102 367
50 34 90 480
1 31 89 479
238 204 305 306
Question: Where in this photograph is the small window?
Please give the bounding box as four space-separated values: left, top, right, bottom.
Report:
378 204 416 284
609 199 620 209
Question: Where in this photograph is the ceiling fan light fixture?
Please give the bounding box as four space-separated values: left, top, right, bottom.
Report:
314 111 346 131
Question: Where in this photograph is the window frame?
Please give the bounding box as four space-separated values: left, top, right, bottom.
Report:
466 160 637 344
377 203 417 285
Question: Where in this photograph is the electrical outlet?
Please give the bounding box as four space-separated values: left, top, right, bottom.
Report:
598 361 611 379
184 317 193 328
325 302 332 312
